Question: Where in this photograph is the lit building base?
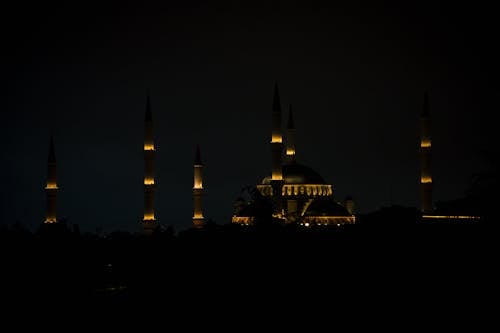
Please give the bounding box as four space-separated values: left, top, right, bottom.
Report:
142 219 157 235
421 215 480 223
231 216 254 226
192 218 205 228
300 216 356 227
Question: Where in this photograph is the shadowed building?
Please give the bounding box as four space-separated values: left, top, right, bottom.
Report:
44 135 58 224
142 96 157 234
232 83 355 226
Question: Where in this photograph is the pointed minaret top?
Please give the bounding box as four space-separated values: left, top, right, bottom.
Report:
422 91 430 117
195 144 202 165
287 104 295 129
48 135 56 163
273 81 281 112
145 95 152 122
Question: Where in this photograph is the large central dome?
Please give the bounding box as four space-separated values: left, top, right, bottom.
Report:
262 163 326 185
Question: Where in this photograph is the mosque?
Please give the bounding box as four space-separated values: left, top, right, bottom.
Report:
41 84 479 233
231 83 355 226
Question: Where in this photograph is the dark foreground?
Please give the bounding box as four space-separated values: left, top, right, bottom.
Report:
2 222 493 306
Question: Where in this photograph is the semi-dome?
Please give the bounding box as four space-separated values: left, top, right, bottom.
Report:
262 163 326 185
304 198 351 217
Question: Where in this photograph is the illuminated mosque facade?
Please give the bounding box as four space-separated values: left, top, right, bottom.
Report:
41 86 478 232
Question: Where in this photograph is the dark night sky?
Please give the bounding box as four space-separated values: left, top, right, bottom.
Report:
1 1 497 233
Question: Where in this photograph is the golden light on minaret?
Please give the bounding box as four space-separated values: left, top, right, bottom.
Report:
420 91 433 214
285 104 296 164
142 96 157 234
270 82 284 218
192 144 205 228
44 135 58 223
271 82 283 181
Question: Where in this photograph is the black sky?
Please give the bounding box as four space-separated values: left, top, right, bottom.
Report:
1 0 497 233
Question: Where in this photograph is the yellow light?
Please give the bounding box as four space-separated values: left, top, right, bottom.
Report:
302 216 356 224
193 213 204 219
231 216 254 224
271 135 282 143
271 171 283 181
421 177 432 183
45 183 58 189
422 215 480 220
143 214 155 221
144 144 155 151
286 149 295 155
44 218 57 223
421 139 431 148
144 178 155 185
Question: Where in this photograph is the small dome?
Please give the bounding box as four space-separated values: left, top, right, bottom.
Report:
304 198 351 217
262 163 326 185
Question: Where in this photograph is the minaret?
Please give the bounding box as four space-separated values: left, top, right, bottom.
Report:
270 82 284 217
142 96 157 234
285 104 296 164
44 135 58 223
420 91 433 214
192 144 204 228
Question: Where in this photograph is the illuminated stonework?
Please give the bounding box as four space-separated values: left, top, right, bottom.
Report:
302 216 356 225
420 140 431 148
286 149 295 155
193 166 203 189
45 183 58 189
232 216 254 225
271 135 282 143
143 213 155 220
144 144 155 151
257 184 333 197
44 217 57 223
421 177 432 184
422 215 480 220
144 178 155 185
271 171 283 181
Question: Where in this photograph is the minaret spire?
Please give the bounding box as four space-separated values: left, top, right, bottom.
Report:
271 81 283 177
270 82 284 218
142 95 157 234
285 104 296 164
145 95 152 121
193 144 205 228
420 90 433 214
44 135 58 223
